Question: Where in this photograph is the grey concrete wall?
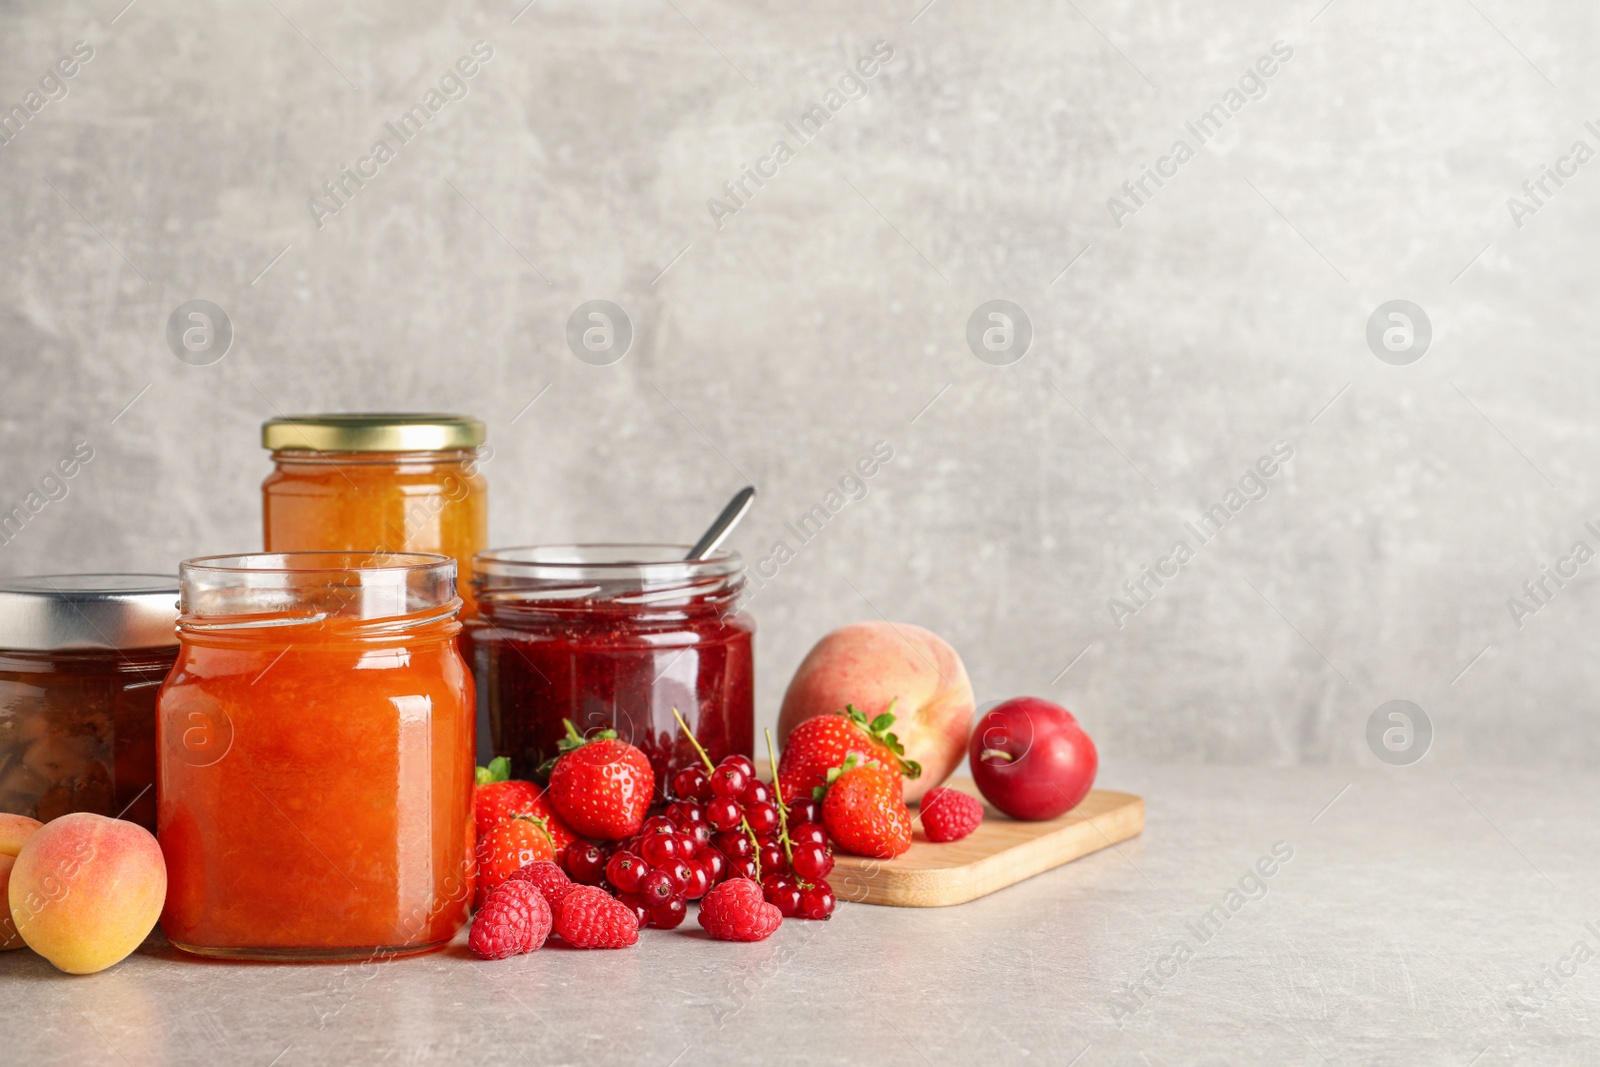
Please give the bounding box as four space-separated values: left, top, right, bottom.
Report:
1 0 1595 767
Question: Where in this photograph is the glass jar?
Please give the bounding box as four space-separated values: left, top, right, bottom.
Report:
0 575 178 832
260 414 488 620
157 553 474 960
472 545 754 800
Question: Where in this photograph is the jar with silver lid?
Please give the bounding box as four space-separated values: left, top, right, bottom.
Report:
0 575 179 830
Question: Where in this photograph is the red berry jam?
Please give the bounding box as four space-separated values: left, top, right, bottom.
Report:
472 545 754 801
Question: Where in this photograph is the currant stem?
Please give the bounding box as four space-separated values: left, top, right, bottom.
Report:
764 727 794 864
671 706 717 774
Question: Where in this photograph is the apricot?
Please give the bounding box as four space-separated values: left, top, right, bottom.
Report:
9 812 166 974
0 813 43 950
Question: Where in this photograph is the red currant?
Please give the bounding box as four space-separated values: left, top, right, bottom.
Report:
790 841 833 880
605 851 649 893
799 880 835 920
687 823 712 850
789 822 826 848
787 799 822 825
700 849 727 883
672 766 710 801
762 874 803 917
639 868 676 906
727 855 759 881
721 755 757 780
673 831 698 859
709 763 748 799
684 860 711 899
649 897 688 930
566 842 608 885
712 831 752 858
705 797 743 831
744 802 779 836
757 841 785 875
742 779 772 806
665 801 704 828
639 833 680 868
663 860 695 895
640 815 675 838
616 892 650 926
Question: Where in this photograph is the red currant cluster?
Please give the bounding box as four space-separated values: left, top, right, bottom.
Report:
563 751 836 925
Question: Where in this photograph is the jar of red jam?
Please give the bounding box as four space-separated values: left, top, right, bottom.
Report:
260 414 488 621
0 575 178 832
157 553 474 960
472 545 754 799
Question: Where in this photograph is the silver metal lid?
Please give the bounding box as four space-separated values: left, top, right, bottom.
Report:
0 574 180 651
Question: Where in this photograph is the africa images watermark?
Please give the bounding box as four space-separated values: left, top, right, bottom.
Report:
1106 41 1295 228
1505 519 1600 629
307 41 495 229
1507 921 1600 1028
744 440 895 592
0 441 96 549
1505 120 1600 230
0 40 94 150
1107 841 1296 1027
1107 441 1294 628
706 40 896 230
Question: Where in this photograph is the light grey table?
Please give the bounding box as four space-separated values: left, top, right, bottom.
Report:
3 765 1594 1066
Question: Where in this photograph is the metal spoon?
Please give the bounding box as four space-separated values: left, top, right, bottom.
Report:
686 486 756 560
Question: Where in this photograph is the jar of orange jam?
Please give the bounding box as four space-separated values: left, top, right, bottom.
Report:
260 414 488 620
157 553 474 960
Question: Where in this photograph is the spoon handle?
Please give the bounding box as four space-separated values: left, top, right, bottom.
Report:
686 486 756 560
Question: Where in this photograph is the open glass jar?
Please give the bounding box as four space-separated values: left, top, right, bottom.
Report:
472 545 754 800
157 553 474 960
0 575 178 831
260 414 488 620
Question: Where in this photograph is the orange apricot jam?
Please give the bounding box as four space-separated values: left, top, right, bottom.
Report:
260 414 488 620
157 553 474 960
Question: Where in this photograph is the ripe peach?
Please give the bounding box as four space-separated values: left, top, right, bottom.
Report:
0 813 43 950
778 621 975 804
9 812 166 974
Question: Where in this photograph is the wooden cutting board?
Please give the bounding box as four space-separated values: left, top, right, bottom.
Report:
829 778 1145 907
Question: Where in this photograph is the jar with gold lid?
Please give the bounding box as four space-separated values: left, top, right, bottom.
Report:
261 413 489 620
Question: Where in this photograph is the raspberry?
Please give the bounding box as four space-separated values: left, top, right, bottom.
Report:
510 859 576 910
554 885 639 949
920 787 983 843
697 877 782 942
468 880 551 960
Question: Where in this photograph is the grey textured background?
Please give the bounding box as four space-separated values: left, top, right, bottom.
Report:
1 0 1595 768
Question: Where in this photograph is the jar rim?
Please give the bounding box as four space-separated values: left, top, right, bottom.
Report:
474 544 742 581
178 553 459 628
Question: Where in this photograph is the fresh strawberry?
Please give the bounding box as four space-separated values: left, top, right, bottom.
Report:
510 859 576 910
476 814 555 906
698 877 783 941
778 703 920 802
919 786 983 842
821 755 913 859
474 757 542 835
545 721 654 840
554 884 639 949
475 757 579 864
468 880 552 960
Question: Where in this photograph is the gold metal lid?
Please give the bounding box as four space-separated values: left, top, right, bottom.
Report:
262 413 486 452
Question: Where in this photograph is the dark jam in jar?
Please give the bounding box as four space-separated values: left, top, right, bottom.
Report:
472 545 754 799
0 575 180 832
